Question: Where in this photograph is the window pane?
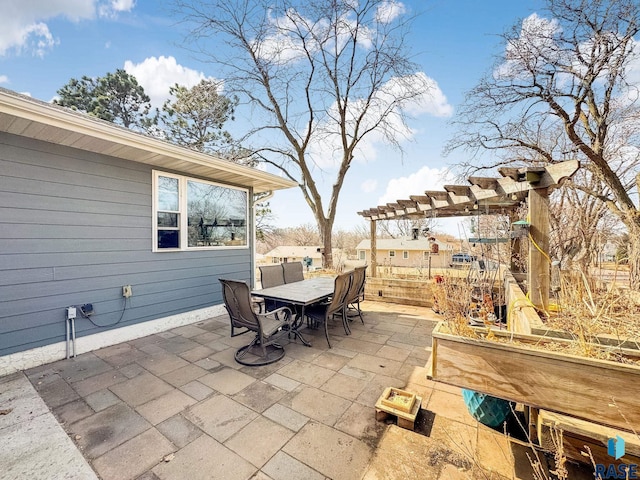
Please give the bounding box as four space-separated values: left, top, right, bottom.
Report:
158 230 179 249
157 212 178 228
187 180 247 247
158 176 179 211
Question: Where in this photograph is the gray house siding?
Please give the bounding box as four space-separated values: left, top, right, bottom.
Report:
0 132 252 356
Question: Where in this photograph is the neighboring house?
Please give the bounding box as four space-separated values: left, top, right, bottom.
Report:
599 242 617 263
356 237 456 268
263 246 323 269
0 88 295 374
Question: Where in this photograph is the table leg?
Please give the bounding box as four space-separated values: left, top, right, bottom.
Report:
290 304 311 347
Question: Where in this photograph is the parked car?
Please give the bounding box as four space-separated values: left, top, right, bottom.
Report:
450 253 477 267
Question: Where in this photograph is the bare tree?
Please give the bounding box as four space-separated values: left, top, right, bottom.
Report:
548 170 619 269
175 0 432 267
377 217 437 238
447 0 640 288
286 224 322 246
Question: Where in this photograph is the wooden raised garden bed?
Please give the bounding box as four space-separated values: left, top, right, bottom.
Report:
430 322 640 433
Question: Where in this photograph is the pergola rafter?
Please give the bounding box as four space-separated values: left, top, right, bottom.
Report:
357 160 580 311
358 161 578 222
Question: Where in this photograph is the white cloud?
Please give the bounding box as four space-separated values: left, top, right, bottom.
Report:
384 72 453 118
110 0 135 12
361 179 378 193
375 1 406 24
0 0 94 57
617 38 640 104
124 56 216 107
495 13 563 80
98 0 135 18
0 75 9 84
306 72 452 169
378 166 453 205
254 6 379 65
0 0 137 57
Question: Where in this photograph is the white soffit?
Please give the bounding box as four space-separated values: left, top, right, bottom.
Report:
0 88 297 194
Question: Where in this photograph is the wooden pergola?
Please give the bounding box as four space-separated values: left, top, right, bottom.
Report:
357 160 580 310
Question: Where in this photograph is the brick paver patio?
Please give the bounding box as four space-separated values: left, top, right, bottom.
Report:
18 301 594 479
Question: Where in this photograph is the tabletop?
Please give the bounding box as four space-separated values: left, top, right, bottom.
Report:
251 276 335 305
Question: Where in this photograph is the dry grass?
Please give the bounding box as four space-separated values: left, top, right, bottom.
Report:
545 269 640 340
435 267 640 363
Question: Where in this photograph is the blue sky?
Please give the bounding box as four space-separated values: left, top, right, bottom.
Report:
0 0 544 236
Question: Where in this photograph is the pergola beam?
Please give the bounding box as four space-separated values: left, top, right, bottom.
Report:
358 161 578 221
357 160 580 311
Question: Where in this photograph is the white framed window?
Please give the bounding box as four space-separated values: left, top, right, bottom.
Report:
359 250 365 260
153 171 249 251
389 250 395 258
403 251 409 259
423 251 429 259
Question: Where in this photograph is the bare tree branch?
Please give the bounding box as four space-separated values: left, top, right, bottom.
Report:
174 0 430 266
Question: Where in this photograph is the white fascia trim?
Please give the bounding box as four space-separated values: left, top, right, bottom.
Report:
0 89 297 193
0 304 226 377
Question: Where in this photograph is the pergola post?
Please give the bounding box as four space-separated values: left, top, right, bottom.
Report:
370 219 377 278
510 211 522 272
528 187 550 311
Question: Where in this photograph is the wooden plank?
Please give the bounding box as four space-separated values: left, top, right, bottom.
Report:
424 190 449 201
497 167 522 181
468 237 509 244
432 324 640 432
469 184 497 201
528 187 550 310
444 185 472 196
370 219 377 278
356 160 580 220
537 410 640 467
537 410 640 457
468 177 499 190
425 353 434 380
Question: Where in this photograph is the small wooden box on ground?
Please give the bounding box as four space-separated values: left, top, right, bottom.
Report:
375 387 422 430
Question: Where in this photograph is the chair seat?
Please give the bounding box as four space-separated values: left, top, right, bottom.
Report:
260 314 287 337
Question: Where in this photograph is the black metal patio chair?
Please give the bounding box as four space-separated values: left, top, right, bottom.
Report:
304 271 352 348
345 265 367 326
219 278 293 366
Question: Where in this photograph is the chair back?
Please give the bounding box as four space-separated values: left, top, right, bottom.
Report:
326 271 352 317
282 262 304 283
259 265 285 288
354 265 367 299
219 279 259 331
345 269 360 304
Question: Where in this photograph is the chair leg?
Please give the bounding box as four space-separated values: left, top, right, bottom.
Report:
324 317 332 348
341 306 351 335
235 334 285 366
355 300 364 324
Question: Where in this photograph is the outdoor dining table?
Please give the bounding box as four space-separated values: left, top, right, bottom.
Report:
251 276 335 347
